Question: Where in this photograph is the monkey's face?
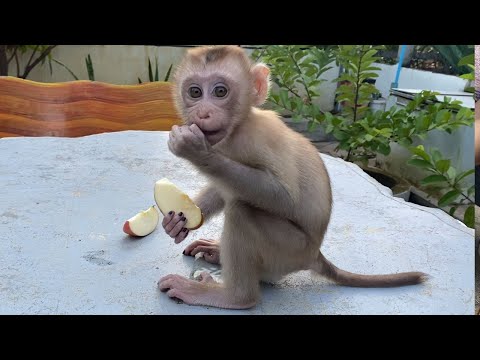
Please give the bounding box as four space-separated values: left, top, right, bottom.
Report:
178 71 250 146
173 46 270 146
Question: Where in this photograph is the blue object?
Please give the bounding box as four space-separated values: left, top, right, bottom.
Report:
391 45 407 89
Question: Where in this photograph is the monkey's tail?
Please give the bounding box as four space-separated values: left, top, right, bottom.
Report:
312 251 429 288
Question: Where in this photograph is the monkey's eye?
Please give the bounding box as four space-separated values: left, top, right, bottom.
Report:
213 85 228 98
188 86 203 98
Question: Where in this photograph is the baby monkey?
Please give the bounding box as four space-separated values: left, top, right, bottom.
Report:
158 45 427 309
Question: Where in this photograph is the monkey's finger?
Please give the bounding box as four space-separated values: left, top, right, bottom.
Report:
158 278 174 291
168 217 188 239
198 271 215 283
189 123 205 138
162 213 178 231
203 252 219 264
164 212 185 232
190 245 215 257
166 288 180 299
167 139 176 154
174 228 189 244
183 239 217 255
162 211 175 227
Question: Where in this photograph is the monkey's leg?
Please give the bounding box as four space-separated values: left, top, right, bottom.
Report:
158 203 260 309
157 270 257 310
183 239 220 264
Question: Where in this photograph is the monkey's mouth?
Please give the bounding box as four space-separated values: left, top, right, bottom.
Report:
202 130 221 137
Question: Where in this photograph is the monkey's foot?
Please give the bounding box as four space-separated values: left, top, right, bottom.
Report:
193 271 217 284
158 274 255 309
183 239 220 264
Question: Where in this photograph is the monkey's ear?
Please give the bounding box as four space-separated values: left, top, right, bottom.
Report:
252 63 270 106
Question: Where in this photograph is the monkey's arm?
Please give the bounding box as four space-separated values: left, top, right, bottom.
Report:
193 185 225 223
199 153 294 218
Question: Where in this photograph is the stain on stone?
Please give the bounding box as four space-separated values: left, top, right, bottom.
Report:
1 211 19 219
82 250 114 266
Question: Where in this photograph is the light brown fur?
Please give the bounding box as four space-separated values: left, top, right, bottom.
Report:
158 46 427 309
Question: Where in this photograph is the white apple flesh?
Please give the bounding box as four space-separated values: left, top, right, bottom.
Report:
154 178 203 230
123 205 159 237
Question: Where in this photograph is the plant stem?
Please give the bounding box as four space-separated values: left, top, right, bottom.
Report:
288 49 313 105
14 52 20 77
254 47 267 62
21 45 56 79
346 46 368 162
277 72 301 98
429 167 474 205
6 47 17 65
268 99 300 116
25 45 39 73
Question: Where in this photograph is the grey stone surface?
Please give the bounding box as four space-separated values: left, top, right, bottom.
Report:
0 131 474 314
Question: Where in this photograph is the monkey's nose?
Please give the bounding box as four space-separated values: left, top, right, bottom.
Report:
197 112 211 120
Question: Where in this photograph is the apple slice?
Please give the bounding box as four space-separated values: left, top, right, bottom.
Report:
123 205 160 237
154 178 203 230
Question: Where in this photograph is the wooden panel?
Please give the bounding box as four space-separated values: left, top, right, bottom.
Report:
0 76 182 137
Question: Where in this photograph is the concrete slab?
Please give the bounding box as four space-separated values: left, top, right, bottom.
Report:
0 131 474 314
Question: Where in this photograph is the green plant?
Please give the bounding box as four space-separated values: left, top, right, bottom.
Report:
414 45 474 75
0 45 78 80
138 57 173 83
408 145 474 228
325 91 474 164
85 54 95 81
323 45 383 161
458 52 474 93
251 45 335 130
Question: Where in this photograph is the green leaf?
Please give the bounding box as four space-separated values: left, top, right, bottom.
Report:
407 159 433 169
397 137 413 147
420 175 448 185
279 89 289 107
364 134 374 141
438 190 461 207
164 64 173 82
333 129 350 141
52 58 79 80
460 73 474 80
446 167 456 180
435 109 451 124
148 58 153 82
467 185 475 197
154 58 159 82
377 143 391 155
449 206 457 216
435 159 450 174
410 145 430 161
431 149 442 163
308 120 319 132
458 53 474 66
464 206 474 228
455 169 474 183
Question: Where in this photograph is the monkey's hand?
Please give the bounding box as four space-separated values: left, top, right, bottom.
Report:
168 124 213 165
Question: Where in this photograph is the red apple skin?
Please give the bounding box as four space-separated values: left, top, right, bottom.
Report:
123 221 137 236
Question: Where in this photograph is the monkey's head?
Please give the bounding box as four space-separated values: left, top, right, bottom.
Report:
172 45 270 146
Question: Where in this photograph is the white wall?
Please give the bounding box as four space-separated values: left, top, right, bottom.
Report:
7 45 188 84
374 63 469 99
